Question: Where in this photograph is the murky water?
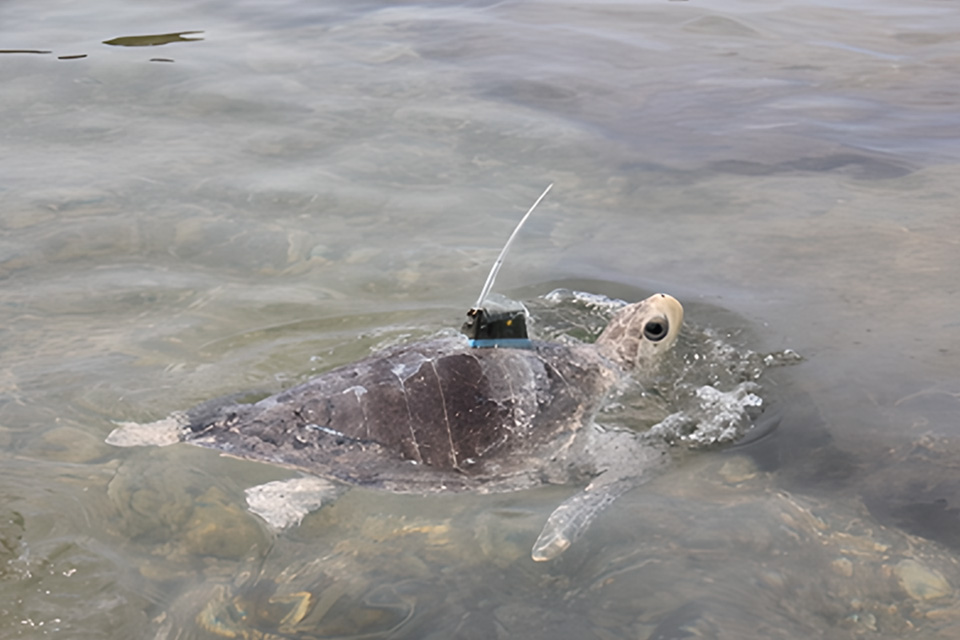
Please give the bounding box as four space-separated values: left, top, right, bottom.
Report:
2 0 960 637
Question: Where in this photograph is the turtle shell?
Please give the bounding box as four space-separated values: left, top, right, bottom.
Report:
183 337 619 493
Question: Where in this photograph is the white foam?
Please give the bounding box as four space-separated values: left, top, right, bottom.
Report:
649 382 763 446
543 289 627 312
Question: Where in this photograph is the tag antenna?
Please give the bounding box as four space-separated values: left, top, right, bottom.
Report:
474 183 553 309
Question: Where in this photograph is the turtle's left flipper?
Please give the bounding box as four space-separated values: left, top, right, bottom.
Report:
530 478 634 562
531 428 671 561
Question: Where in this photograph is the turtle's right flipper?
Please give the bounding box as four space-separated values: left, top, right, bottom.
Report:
245 477 343 530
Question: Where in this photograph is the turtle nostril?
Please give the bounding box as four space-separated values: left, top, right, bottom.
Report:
643 318 668 342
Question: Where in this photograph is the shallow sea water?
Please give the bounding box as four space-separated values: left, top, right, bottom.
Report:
2 0 960 637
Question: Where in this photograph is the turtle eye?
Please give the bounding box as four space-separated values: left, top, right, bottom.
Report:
643 317 669 342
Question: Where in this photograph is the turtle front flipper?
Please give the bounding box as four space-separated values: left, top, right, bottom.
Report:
530 478 634 562
532 426 672 561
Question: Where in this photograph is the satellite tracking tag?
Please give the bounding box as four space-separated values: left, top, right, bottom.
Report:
461 184 552 349
462 307 531 348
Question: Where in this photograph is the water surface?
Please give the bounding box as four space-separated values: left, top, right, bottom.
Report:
2 0 960 637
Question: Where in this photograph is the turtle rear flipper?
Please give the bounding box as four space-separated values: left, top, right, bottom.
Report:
245 477 342 530
106 413 189 447
105 391 263 448
531 479 633 561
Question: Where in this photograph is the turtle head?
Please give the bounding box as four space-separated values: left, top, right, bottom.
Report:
595 293 683 371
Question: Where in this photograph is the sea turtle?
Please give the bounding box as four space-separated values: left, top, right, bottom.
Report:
107 292 684 561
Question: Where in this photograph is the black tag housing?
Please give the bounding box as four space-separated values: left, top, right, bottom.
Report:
462 308 528 341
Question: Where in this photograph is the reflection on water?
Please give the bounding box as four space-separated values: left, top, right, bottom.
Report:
1 0 959 637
